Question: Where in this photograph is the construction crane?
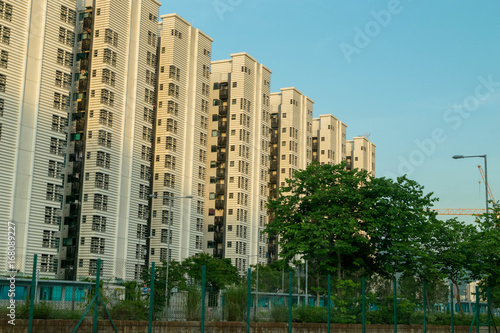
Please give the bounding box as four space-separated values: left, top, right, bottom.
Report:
433 208 485 216
477 165 496 203
433 165 495 216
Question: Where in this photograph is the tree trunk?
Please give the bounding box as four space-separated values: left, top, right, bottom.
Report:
451 279 465 314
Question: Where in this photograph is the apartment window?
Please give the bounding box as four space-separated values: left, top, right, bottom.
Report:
164 173 175 188
0 2 13 22
145 88 155 104
44 207 61 225
46 183 62 202
97 130 112 147
0 50 7 68
99 109 113 127
168 83 179 98
51 115 66 133
0 25 9 44
165 137 177 152
60 5 76 25
141 145 152 161
96 151 111 168
140 165 151 180
144 107 154 124
103 49 117 66
167 101 178 115
169 65 180 80
90 237 105 254
102 69 116 86
171 29 182 39
58 27 74 46
165 155 176 170
147 31 156 47
100 89 114 106
40 255 56 273
95 172 109 190
92 216 107 232
0 73 5 92
50 137 66 156
93 194 108 211
138 204 149 220
232 82 237 88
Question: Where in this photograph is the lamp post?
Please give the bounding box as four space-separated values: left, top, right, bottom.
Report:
149 194 193 313
452 154 489 215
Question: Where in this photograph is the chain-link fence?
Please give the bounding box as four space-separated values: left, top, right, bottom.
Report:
2 256 499 332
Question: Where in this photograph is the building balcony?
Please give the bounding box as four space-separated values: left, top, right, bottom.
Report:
78 78 88 91
270 133 278 143
83 17 93 29
73 161 83 172
214 216 224 227
74 140 85 154
271 118 279 128
216 184 225 195
312 142 318 150
65 245 77 258
216 168 225 178
77 100 86 111
270 161 278 170
214 232 223 243
218 136 227 148
73 119 85 132
218 121 227 132
82 39 91 52
270 147 278 156
219 106 228 117
269 188 278 198
80 59 89 71
215 200 224 210
217 152 226 162
268 244 277 253
213 251 223 259
220 87 229 100
269 174 277 183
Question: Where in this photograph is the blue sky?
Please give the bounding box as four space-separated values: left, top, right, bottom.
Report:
160 1 500 221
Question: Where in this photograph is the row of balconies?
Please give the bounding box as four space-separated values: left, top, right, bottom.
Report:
219 106 228 116
218 121 227 132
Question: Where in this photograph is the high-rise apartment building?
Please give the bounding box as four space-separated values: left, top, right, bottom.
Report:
1 0 162 281
347 136 376 175
312 115 347 166
204 53 272 272
149 13 212 266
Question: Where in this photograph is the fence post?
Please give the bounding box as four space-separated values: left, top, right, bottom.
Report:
476 285 480 333
93 259 101 333
362 276 365 333
201 265 206 333
148 262 155 333
246 268 251 333
450 281 454 333
393 277 397 333
423 280 426 333
28 254 37 333
327 274 331 333
289 271 293 333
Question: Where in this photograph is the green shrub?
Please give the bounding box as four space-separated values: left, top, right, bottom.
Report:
270 305 288 322
107 299 148 321
185 285 202 321
293 305 327 323
223 284 247 321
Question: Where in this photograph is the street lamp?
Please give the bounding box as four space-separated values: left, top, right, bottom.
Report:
149 194 193 311
452 154 489 215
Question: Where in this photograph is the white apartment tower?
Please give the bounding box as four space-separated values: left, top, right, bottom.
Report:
0 0 162 281
204 53 272 272
312 115 347 165
149 14 213 266
267 88 313 261
347 136 376 175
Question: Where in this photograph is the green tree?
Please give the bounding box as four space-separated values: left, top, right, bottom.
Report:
182 253 240 293
266 162 376 281
368 176 440 279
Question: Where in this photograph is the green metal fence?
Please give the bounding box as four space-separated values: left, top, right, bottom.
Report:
3 256 498 333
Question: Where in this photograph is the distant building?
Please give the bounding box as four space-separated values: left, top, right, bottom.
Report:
347 136 376 176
